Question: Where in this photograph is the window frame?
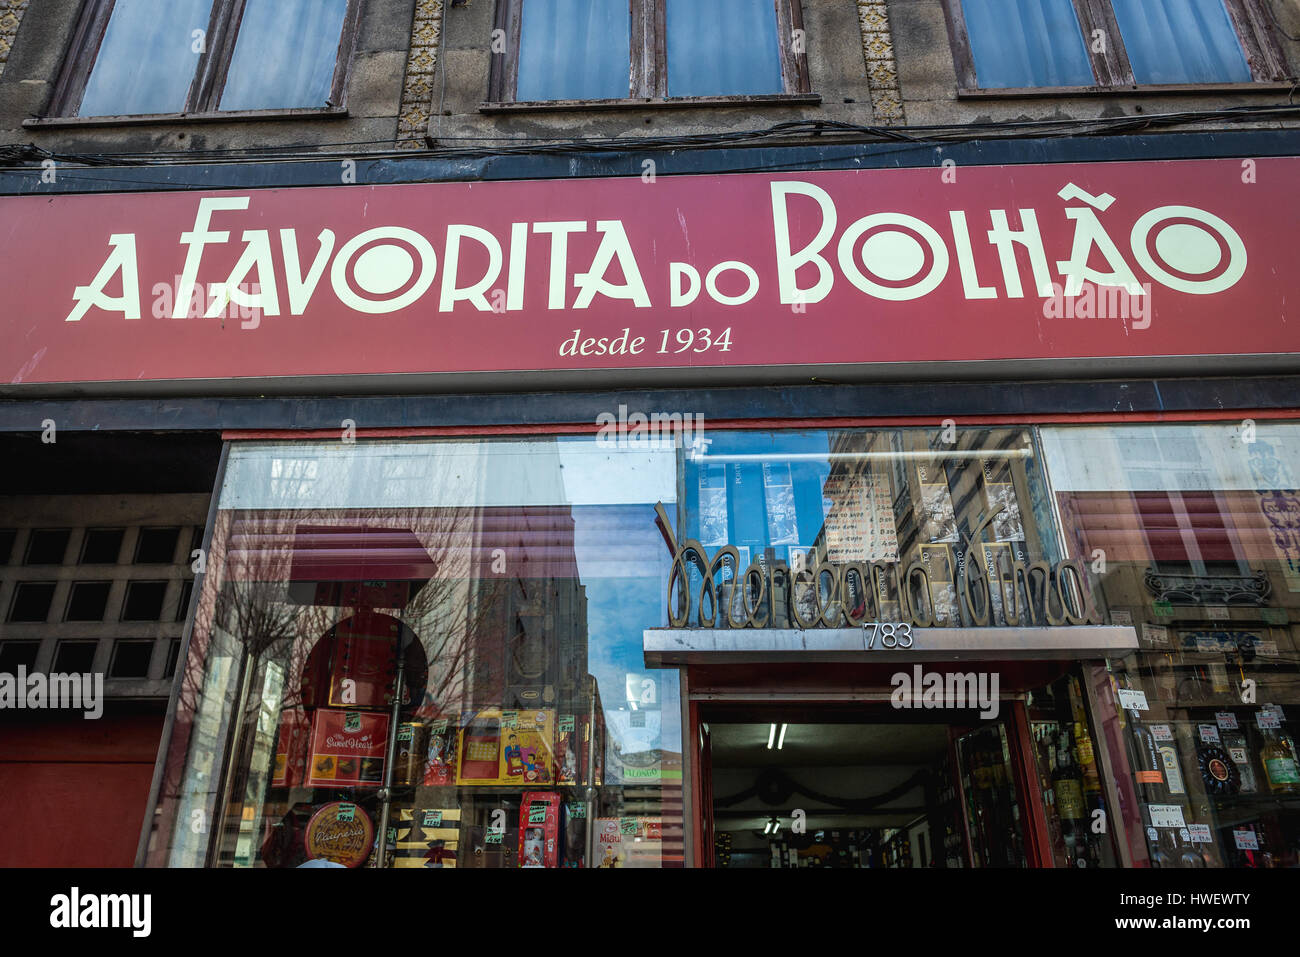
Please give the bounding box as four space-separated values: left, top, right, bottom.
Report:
42 0 365 123
485 0 815 110
941 0 1291 97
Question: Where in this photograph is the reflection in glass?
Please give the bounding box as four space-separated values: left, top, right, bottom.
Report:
79 0 214 116
517 0 629 101
220 0 349 110
666 0 783 96
958 0 1093 89
148 438 682 867
1042 423 1300 868
1110 0 1251 85
676 428 1060 631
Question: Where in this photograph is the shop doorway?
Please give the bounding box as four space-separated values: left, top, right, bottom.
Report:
699 703 1048 868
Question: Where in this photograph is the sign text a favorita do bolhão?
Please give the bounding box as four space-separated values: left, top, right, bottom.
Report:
4 157 1297 387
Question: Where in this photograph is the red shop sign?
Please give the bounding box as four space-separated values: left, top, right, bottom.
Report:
2 158 1297 390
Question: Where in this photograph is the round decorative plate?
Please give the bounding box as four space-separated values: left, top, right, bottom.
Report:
1197 746 1240 796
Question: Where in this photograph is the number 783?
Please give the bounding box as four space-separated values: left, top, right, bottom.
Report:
864 622 914 649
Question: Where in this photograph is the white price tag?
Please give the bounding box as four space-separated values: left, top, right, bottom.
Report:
1111 610 1134 627
1195 637 1219 653
1141 623 1167 646
1215 712 1238 730
1233 829 1259 851
1257 712 1281 730
1187 824 1213 844
1198 724 1222 745
1229 747 1249 764
1118 688 1149 711
1256 640 1279 657
1148 804 1186 829
1150 724 1174 742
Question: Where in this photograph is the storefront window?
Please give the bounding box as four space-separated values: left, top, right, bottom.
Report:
144 437 682 867
671 427 1114 868
1043 422 1300 867
143 424 1163 868
674 427 1064 630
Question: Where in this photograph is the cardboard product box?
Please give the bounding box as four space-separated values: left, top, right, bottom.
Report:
422 717 457 786
594 818 626 868
391 807 461 868
307 709 389 789
561 801 588 867
272 708 312 788
594 817 662 868
328 614 400 709
457 708 556 786
518 792 560 868
392 721 428 787
555 713 583 785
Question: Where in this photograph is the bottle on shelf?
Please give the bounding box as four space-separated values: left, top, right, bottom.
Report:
1126 706 1166 795
1157 738 1187 797
1260 727 1300 795
1222 731 1258 794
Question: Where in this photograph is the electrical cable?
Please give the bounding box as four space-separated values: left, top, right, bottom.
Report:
1 106 1298 180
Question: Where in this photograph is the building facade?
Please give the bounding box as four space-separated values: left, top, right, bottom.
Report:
0 0 1298 869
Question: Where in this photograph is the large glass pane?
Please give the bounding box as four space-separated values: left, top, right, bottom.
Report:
1110 0 1251 85
79 0 214 116
666 0 783 96
147 437 682 867
959 0 1094 89
1043 422 1300 867
219 0 349 111
677 427 1062 630
681 427 1064 870
517 0 629 101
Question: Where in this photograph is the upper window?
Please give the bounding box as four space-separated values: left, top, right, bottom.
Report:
490 0 810 104
944 0 1287 93
50 0 359 119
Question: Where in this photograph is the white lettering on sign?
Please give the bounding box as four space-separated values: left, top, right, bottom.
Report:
63 179 1251 323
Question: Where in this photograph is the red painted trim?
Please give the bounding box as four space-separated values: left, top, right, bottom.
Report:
222 407 1300 441
1009 699 1055 869
690 700 708 870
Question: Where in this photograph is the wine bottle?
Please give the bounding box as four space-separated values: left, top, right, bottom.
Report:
1222 731 1258 794
1075 720 1101 792
1053 736 1087 821
1128 708 1166 794
1261 728 1300 795
1148 827 1173 868
1157 741 1186 796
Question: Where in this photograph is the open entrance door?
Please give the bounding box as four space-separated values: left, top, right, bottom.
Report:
680 663 1125 868
699 702 1045 868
